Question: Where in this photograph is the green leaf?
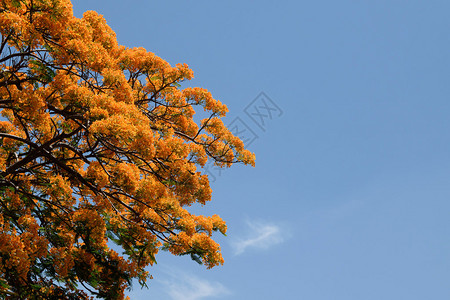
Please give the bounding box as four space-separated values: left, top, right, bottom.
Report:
30 283 43 290
11 0 22 8
0 279 10 289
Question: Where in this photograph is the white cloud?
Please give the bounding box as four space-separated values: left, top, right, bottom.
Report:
231 220 287 255
161 269 230 300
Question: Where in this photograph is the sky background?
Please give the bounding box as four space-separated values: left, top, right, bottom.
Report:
73 1 450 299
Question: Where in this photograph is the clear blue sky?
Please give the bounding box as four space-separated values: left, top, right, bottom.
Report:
74 1 450 299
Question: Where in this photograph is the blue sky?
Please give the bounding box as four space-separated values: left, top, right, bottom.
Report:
73 1 450 299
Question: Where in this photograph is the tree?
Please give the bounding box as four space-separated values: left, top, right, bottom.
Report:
0 0 255 298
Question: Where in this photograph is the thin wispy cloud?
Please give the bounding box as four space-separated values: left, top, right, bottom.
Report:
231 220 288 255
161 268 230 300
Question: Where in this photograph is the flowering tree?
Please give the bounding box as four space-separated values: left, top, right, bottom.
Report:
0 0 255 298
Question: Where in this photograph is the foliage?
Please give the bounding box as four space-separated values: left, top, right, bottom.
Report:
0 0 255 298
